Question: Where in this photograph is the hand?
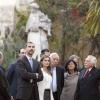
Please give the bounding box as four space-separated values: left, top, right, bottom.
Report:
36 73 39 78
31 73 39 79
11 96 14 100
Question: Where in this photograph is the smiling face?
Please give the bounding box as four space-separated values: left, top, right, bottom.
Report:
68 61 76 71
65 60 77 73
42 57 50 68
50 53 60 67
84 55 97 69
41 55 50 69
84 58 93 69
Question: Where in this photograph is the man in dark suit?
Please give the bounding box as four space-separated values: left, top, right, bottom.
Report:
50 53 64 100
6 48 26 100
0 51 11 100
16 42 43 100
74 55 100 100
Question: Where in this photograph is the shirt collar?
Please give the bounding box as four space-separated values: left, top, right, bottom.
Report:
52 67 56 70
26 55 32 60
88 68 92 71
86 67 92 72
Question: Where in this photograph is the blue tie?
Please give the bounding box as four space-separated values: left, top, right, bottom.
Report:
29 58 33 70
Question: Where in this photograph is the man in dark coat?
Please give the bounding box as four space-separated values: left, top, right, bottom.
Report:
74 55 100 100
50 53 64 100
0 51 11 100
6 48 26 100
16 42 43 100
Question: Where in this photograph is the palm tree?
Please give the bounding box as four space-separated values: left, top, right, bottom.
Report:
84 0 100 37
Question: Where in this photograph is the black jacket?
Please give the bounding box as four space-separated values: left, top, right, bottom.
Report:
0 66 10 100
74 67 100 100
16 56 43 100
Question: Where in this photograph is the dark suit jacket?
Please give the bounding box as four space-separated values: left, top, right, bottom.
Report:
6 62 17 99
16 56 43 100
74 67 100 100
55 67 64 100
0 65 10 100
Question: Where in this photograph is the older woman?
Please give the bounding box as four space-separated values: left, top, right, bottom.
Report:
60 60 79 100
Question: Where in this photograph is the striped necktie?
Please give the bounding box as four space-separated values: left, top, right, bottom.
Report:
83 70 89 78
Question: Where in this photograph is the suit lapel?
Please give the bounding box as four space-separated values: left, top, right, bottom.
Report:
56 67 59 88
86 67 96 79
23 56 33 72
80 69 86 79
81 67 96 80
32 59 37 72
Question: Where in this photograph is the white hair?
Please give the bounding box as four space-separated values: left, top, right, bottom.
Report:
69 54 79 60
49 52 59 59
86 55 97 67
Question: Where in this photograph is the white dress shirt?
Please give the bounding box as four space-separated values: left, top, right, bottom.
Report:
52 67 57 92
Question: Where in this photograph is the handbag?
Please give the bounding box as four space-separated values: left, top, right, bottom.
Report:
43 89 51 100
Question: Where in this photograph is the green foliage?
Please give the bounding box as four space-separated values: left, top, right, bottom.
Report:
37 0 60 20
3 33 26 69
2 10 28 69
77 1 89 16
16 11 28 31
36 0 84 63
2 0 100 67
3 49 16 69
84 0 100 37
48 34 59 52
68 0 79 7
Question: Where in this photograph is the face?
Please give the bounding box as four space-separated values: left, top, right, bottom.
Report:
42 57 50 68
68 61 76 71
19 49 26 58
26 42 35 57
84 57 93 69
50 55 59 67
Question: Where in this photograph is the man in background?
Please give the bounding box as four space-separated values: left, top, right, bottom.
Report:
50 52 64 100
6 48 26 100
0 51 11 100
41 49 50 57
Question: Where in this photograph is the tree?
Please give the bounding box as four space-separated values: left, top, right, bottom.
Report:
84 0 100 36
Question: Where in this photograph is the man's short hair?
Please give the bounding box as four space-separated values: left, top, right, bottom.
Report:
25 42 34 47
86 55 97 67
50 52 59 59
41 49 50 54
